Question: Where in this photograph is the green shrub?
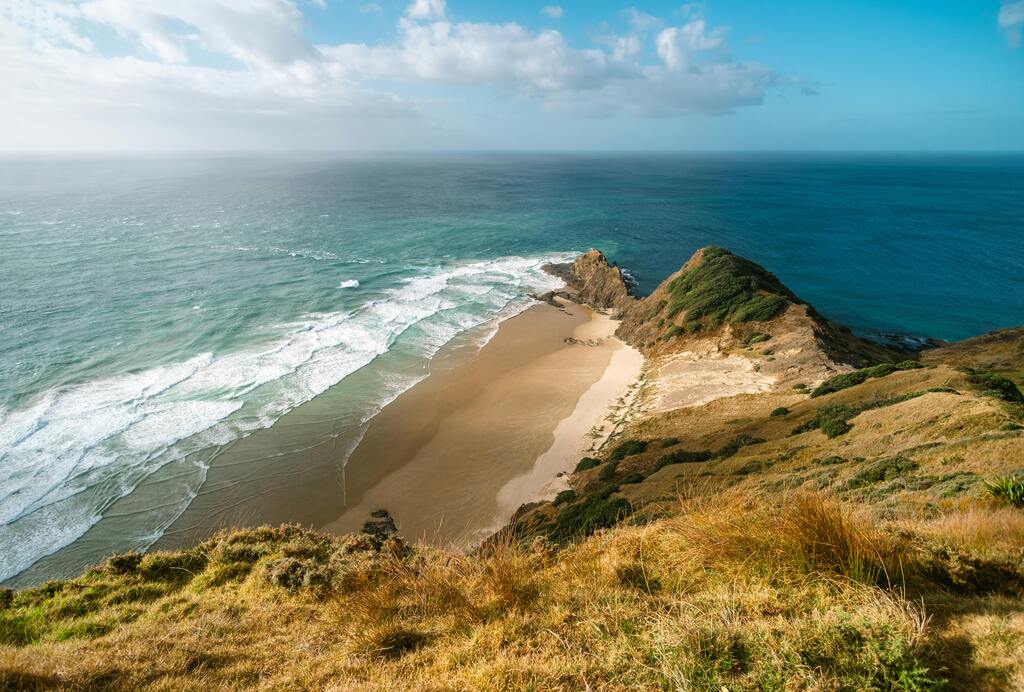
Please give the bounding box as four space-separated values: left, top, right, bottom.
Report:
553 486 632 540
598 461 619 481
553 489 576 506
792 383 808 391
620 472 645 484
660 437 681 448
610 439 648 461
820 417 853 438
791 403 859 438
655 449 714 470
966 369 1024 403
744 332 771 345
575 457 601 472
770 407 790 417
985 477 1024 508
847 455 918 489
811 361 923 397
715 434 766 459
662 247 796 329
665 325 684 339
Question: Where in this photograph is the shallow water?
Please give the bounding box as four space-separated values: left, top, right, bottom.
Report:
2 152 1022 583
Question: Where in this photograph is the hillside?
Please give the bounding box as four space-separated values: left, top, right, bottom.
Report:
3 249 1024 690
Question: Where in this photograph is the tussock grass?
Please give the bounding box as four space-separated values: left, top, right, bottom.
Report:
2 490 978 690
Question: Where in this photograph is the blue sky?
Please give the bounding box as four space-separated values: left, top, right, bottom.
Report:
1 0 1021 150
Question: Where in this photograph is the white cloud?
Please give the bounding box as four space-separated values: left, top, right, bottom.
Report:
655 19 725 71
1000 0 1024 47
406 0 445 21
541 5 562 20
360 3 383 14
79 0 317 67
623 7 660 33
0 0 783 149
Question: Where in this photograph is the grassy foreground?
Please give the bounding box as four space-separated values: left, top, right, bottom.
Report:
2 488 1024 690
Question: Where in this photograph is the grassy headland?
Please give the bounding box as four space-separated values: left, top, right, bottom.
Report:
3 248 1024 690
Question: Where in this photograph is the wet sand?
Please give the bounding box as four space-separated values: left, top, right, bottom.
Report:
324 299 643 547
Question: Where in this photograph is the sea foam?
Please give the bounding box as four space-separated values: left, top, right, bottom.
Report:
0 254 571 582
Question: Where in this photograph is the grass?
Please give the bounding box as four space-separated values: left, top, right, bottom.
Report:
662 247 797 330
985 476 1024 508
811 361 924 398
2 491 975 690
793 395 928 439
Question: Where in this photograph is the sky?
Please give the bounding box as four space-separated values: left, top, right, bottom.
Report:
1 0 1022 151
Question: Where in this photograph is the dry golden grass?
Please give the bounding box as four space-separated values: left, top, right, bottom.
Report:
8 491 1023 690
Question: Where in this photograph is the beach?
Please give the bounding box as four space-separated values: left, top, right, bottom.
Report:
323 298 643 547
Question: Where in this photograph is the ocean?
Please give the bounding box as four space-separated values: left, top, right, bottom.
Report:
2 152 1022 584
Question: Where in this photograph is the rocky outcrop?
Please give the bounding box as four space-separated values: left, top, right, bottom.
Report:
544 250 633 317
548 246 904 382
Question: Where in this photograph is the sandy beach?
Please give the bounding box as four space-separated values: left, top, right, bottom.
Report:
323 298 643 547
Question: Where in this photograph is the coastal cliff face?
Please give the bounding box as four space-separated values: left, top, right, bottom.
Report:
548 249 634 316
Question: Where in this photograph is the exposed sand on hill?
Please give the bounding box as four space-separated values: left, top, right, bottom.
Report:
649 350 776 411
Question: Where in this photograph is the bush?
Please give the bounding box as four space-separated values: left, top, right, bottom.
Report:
966 369 1024 403
715 434 766 459
660 437 681 448
820 417 853 438
847 455 918 489
744 332 771 346
598 461 619 481
620 472 645 484
811 361 923 397
610 440 648 461
985 477 1024 508
770 407 790 417
665 325 684 339
575 457 601 472
553 486 631 540
655 449 714 470
792 403 859 438
553 489 576 506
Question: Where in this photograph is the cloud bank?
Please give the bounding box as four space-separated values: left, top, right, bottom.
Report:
1 0 783 149
1000 0 1024 47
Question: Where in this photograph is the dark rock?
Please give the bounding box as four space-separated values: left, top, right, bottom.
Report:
362 510 398 540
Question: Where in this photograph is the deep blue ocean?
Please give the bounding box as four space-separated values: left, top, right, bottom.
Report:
2 152 1022 582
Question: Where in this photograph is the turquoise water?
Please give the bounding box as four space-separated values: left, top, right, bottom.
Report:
2 153 1023 582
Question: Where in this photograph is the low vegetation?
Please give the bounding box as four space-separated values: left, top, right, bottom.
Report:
811 360 924 397
11 491 1016 690
663 247 797 330
986 476 1024 508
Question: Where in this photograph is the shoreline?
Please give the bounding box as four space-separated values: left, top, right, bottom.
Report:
322 298 644 547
